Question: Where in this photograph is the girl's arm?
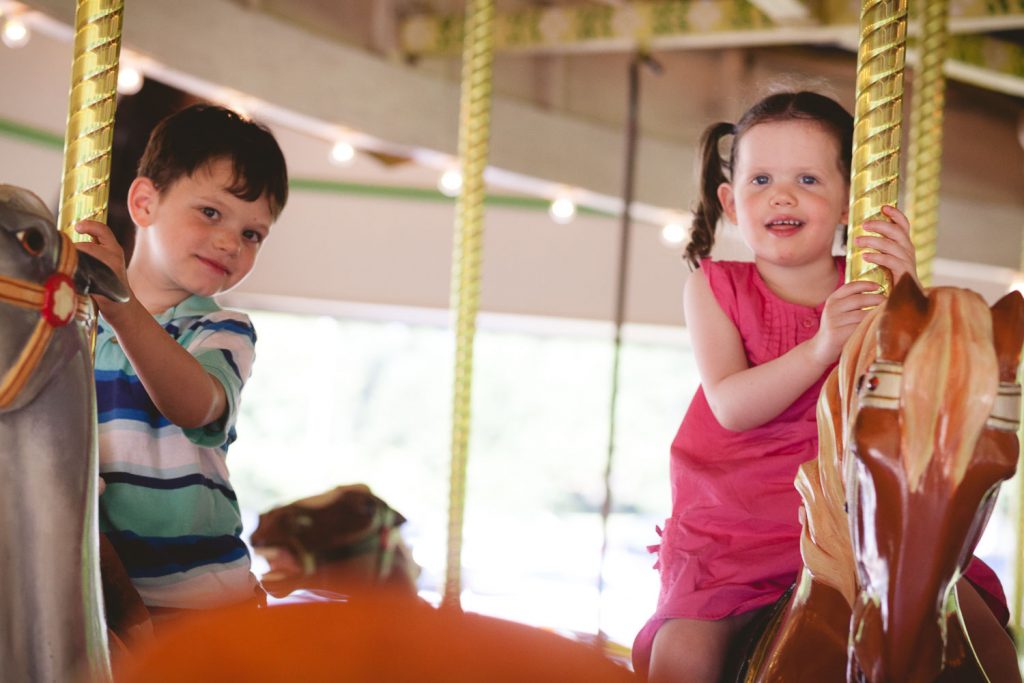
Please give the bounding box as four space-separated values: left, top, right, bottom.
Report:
75 220 227 430
685 270 883 431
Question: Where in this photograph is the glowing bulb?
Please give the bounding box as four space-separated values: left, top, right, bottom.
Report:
117 66 144 95
438 169 462 197
2 18 29 48
329 140 356 166
660 222 688 247
549 197 577 224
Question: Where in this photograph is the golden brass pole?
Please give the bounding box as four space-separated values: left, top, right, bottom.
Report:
443 0 495 611
905 0 949 287
57 0 123 242
846 0 908 293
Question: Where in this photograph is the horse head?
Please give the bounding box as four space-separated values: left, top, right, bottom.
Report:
846 276 1024 682
0 184 126 411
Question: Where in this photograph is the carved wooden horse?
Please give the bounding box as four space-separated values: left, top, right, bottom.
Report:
742 276 1023 682
0 186 127 681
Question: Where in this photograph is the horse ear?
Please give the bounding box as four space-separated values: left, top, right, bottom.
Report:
877 273 929 361
990 290 1024 382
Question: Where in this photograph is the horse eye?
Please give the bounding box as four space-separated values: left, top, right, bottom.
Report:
16 229 44 256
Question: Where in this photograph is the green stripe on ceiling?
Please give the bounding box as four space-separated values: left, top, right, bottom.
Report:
0 117 63 149
0 115 612 218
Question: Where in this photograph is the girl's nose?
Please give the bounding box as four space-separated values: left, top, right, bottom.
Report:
770 189 795 207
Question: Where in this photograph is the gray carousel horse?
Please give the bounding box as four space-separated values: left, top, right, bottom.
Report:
0 185 126 682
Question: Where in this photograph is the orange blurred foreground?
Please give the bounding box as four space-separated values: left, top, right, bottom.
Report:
114 592 637 682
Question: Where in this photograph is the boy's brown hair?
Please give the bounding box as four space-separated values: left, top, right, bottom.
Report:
137 104 289 220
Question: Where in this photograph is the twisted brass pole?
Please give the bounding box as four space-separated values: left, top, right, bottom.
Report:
56 2 123 679
58 0 123 242
905 0 949 287
443 0 495 611
846 0 908 294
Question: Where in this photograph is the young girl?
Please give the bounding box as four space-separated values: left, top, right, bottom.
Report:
633 91 1019 682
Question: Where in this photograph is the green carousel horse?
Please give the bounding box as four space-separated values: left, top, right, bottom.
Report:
741 276 1024 682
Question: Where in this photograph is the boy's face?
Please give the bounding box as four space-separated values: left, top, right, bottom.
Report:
129 157 273 304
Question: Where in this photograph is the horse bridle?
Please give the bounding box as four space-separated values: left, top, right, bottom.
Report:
859 359 1021 432
0 232 91 409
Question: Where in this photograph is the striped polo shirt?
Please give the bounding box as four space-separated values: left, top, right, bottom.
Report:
95 295 257 609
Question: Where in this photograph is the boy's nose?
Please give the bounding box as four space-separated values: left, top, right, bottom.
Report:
213 231 241 254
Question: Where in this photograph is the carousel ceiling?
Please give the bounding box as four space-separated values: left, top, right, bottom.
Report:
14 0 1024 281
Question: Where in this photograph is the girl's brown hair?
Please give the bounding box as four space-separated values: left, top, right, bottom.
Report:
684 91 853 268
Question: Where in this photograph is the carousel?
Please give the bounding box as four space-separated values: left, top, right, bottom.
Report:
0 0 1023 681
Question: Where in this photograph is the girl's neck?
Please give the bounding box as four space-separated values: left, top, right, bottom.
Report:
754 255 839 307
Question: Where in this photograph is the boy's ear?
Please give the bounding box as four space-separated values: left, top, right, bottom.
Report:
717 182 737 225
127 177 159 228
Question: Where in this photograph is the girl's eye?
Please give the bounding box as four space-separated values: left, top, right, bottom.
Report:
800 175 818 185
16 228 44 256
201 207 220 220
752 175 770 185
243 230 264 244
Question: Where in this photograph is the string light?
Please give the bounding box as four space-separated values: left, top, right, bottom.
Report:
1 16 29 48
438 168 462 197
329 140 357 166
117 64 144 95
548 196 577 224
660 221 688 247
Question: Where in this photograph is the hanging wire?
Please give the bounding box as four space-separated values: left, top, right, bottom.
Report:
846 0 909 294
905 0 949 287
443 0 495 611
595 51 660 647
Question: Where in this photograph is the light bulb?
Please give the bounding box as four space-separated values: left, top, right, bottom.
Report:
329 140 356 166
660 222 688 247
438 169 462 197
2 18 29 48
117 66 144 95
549 197 576 224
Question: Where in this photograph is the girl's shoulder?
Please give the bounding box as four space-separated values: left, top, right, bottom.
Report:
698 258 760 294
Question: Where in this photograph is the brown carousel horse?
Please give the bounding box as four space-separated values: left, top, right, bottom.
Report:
740 276 1024 682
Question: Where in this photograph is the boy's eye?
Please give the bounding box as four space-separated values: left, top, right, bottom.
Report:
799 175 818 185
201 207 220 219
243 230 264 244
751 175 770 185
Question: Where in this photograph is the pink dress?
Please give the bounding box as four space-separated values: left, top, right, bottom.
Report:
631 258 1009 675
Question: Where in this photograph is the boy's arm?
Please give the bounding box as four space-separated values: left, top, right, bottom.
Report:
75 220 226 430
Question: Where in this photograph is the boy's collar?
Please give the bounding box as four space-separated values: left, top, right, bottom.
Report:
152 294 219 322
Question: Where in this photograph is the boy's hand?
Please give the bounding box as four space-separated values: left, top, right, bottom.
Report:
856 205 919 288
73 220 131 316
809 280 885 366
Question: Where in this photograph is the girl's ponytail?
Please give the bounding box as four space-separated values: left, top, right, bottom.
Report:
684 121 735 269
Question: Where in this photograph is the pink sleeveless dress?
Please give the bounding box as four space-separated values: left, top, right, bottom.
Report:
631 258 1007 675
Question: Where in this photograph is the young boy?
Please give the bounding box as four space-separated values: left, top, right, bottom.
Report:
75 104 288 615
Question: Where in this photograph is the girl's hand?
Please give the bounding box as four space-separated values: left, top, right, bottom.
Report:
73 220 132 317
856 205 919 288
809 280 886 366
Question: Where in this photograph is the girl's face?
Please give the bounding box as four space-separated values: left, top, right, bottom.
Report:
718 119 849 269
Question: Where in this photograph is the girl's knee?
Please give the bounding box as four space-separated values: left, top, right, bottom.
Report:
648 618 734 683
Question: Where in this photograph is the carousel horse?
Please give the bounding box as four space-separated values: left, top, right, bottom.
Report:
0 185 127 682
740 275 1024 682
251 484 420 598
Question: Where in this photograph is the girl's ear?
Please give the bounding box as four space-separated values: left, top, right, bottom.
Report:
127 177 158 228
717 182 737 225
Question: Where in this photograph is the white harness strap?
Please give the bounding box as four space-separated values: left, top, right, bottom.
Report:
859 360 1022 432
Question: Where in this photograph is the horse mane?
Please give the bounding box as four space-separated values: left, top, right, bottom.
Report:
796 302 883 606
900 289 997 490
